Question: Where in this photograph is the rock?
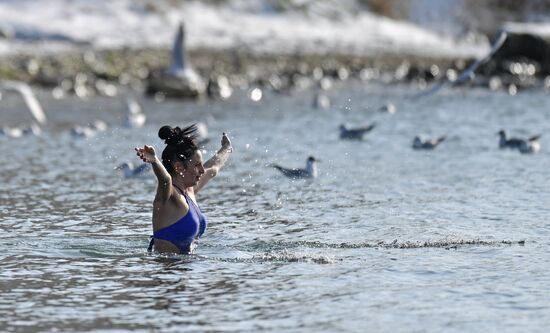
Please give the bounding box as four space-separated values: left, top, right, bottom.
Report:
492 27 550 75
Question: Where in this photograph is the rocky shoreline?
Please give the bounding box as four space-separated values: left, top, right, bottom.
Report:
0 47 458 84
1 32 549 99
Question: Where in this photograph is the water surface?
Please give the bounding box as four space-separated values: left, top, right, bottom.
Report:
1 81 549 332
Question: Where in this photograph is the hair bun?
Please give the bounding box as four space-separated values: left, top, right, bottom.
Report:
158 125 171 139
159 124 198 145
158 125 177 145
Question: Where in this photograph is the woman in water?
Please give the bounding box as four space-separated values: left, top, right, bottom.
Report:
135 124 232 254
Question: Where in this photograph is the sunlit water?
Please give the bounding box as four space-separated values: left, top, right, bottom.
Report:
1 81 549 332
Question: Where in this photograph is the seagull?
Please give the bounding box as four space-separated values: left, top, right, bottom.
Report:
0 123 41 138
412 29 508 99
115 162 151 178
168 23 203 90
0 80 47 125
207 74 233 99
378 102 396 114
339 123 376 140
412 135 446 150
167 22 201 81
70 126 94 138
123 97 146 128
91 120 107 132
70 120 108 138
313 92 330 110
498 130 541 154
146 22 206 98
272 156 318 179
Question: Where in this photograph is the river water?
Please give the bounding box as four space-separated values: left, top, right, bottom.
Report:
1 81 549 332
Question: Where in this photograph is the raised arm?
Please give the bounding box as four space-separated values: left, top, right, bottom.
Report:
135 145 172 202
194 133 232 193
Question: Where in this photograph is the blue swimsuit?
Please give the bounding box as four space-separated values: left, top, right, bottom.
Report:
147 184 207 254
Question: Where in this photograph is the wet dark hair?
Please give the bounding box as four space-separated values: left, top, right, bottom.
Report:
158 124 199 174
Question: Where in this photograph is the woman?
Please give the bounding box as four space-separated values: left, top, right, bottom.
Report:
135 124 232 254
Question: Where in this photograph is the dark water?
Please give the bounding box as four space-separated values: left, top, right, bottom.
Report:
1 81 549 332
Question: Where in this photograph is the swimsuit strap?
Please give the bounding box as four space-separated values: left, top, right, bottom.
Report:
172 183 185 195
172 183 198 208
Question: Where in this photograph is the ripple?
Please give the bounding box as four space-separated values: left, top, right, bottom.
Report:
238 238 526 251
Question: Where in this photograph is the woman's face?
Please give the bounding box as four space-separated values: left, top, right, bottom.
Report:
178 150 205 187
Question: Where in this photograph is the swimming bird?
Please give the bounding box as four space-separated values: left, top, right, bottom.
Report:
91 120 107 132
115 162 151 178
272 156 318 179
313 92 330 110
70 120 108 138
207 74 233 99
0 123 41 138
412 135 446 150
146 22 206 98
123 97 146 128
0 80 47 125
378 102 396 114
519 140 541 154
339 123 376 140
498 130 541 154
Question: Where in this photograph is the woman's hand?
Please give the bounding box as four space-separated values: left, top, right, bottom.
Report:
135 145 157 163
221 132 232 152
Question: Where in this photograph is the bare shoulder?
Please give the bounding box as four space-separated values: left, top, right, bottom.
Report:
153 189 188 211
